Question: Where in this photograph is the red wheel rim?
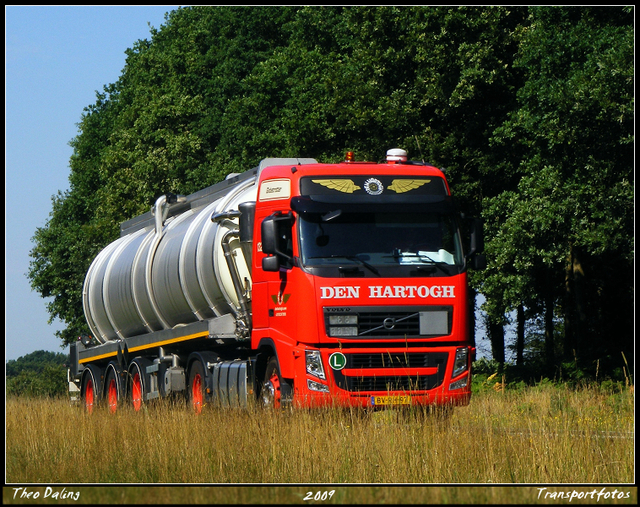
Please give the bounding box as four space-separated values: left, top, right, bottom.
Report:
85 378 94 414
107 378 118 414
192 373 203 414
132 372 142 412
268 371 282 409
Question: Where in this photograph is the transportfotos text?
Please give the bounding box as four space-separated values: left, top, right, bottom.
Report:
537 487 631 501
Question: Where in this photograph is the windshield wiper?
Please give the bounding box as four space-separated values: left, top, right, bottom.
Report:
310 255 380 276
390 249 451 268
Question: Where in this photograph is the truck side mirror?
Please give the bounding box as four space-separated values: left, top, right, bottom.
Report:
466 218 486 270
261 216 279 256
469 218 484 256
471 253 487 270
261 212 294 271
262 255 281 272
238 202 256 244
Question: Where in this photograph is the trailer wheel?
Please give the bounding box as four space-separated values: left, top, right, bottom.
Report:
128 358 152 412
81 365 102 414
188 360 206 414
105 367 121 414
131 368 142 412
130 368 144 411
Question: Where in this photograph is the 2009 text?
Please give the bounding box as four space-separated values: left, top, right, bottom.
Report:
303 490 335 501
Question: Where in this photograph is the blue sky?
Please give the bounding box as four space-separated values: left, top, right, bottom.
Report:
5 5 180 361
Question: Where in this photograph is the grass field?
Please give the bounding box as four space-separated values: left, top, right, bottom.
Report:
5 382 635 503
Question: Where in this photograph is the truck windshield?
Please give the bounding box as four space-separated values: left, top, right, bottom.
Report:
297 207 464 276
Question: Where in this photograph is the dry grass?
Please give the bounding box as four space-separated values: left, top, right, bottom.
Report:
6 383 633 487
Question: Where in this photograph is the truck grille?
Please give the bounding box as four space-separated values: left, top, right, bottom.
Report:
358 311 421 337
332 351 447 392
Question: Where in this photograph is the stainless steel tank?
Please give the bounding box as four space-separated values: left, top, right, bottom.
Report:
82 176 257 343
83 158 317 344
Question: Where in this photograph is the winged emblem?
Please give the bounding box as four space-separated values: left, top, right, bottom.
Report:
312 179 361 194
388 179 431 193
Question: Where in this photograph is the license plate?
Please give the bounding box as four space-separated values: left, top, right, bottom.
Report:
371 395 411 406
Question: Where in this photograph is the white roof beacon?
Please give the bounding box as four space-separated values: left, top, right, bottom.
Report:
386 148 407 163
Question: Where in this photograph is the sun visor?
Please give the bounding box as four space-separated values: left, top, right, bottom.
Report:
291 195 456 215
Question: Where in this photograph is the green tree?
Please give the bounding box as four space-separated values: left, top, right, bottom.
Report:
27 6 633 379
6 350 69 397
482 7 634 372
28 6 298 346
29 6 527 346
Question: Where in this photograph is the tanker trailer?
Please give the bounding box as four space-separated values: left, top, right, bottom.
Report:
70 158 317 413
70 149 484 414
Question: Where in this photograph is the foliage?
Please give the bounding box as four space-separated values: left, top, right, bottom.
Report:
477 6 633 371
27 7 634 379
7 387 634 484
472 347 633 394
6 350 69 397
28 6 300 345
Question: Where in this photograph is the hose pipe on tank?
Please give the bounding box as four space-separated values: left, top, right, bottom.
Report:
152 193 187 235
212 210 251 341
221 228 252 341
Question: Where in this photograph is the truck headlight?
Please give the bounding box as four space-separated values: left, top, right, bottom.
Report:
305 350 325 380
452 347 469 378
307 379 330 393
450 374 469 390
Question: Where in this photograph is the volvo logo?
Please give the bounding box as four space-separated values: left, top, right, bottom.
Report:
383 318 396 330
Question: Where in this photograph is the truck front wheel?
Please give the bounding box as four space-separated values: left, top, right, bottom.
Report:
260 357 292 409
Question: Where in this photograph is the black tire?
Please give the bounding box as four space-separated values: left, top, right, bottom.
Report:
128 358 152 412
260 357 292 409
188 360 206 414
104 364 124 414
81 364 103 414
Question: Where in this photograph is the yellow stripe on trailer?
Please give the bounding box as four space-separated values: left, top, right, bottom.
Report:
127 330 210 353
78 330 210 364
78 350 118 364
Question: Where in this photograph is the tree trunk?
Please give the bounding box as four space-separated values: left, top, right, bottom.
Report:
488 317 505 365
516 304 525 366
544 294 555 365
564 244 585 360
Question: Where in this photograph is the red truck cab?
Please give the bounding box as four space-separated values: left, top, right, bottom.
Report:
251 150 485 408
